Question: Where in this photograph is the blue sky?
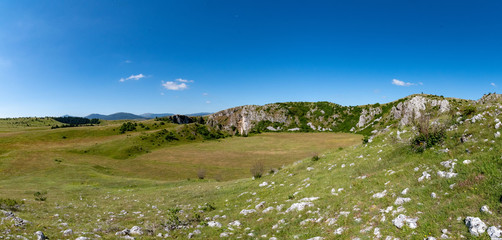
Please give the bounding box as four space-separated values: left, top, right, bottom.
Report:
0 1 501 117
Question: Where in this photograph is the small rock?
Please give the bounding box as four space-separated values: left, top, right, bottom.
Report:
35 231 47 240
255 201 266 210
418 171 431 182
130 226 143 235
462 160 472 164
115 229 130 236
394 197 411 205
62 229 73 236
188 229 201 238
488 226 502 239
229 220 241 227
392 214 418 229
75 237 90 240
465 216 487 237
259 182 268 187
431 192 437 198
286 202 314 212
481 205 493 214
334 227 344 235
401 188 409 195
239 209 257 215
208 221 222 228
372 190 387 199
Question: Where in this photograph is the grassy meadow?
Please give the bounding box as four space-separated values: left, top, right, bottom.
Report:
1 96 501 240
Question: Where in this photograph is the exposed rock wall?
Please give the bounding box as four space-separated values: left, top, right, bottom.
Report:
206 104 290 135
390 96 450 126
357 107 382 128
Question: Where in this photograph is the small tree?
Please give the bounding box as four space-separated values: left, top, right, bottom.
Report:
250 161 264 178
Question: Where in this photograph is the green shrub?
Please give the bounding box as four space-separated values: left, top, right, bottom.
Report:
34 191 47 201
119 122 136 134
461 105 476 118
0 198 24 211
250 161 264 178
311 153 320 161
411 112 446 152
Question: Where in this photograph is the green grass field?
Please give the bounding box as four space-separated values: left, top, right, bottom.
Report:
0 96 501 240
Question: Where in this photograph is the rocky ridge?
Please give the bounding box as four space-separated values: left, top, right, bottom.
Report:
206 94 469 136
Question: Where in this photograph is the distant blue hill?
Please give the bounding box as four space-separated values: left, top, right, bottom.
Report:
83 112 213 120
140 113 174 118
85 112 147 120
186 112 212 117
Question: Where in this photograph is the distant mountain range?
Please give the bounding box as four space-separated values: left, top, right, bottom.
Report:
82 112 212 120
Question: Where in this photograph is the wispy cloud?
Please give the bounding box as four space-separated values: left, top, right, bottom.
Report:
176 78 193 83
205 100 211 104
202 93 209 96
119 73 145 82
392 79 415 87
162 78 193 91
124 60 132 64
491 82 497 87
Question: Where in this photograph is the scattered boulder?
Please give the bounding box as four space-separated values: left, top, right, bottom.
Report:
62 229 73 236
130 226 143 235
392 214 418 229
394 197 411 205
35 231 47 240
239 209 257 215
188 229 201 238
372 190 387 199
115 229 130 236
75 237 90 240
481 205 493 214
488 226 502 239
208 221 222 228
465 217 487 237
286 202 314 212
418 171 431 182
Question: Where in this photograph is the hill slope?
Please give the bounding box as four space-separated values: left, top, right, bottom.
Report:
85 112 147 120
0 93 501 239
206 94 457 137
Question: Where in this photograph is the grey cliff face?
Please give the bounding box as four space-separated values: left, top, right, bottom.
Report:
390 96 450 126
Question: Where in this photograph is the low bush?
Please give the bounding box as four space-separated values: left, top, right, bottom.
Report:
0 198 24 211
411 112 446 152
34 191 47 201
250 161 264 178
197 168 206 180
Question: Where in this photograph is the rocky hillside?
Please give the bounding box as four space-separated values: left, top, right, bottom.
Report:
206 94 464 136
1 93 502 240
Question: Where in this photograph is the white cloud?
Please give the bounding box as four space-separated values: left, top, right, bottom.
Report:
119 73 145 82
202 93 209 96
491 82 497 87
392 79 415 87
162 81 188 91
176 78 193 83
161 78 194 91
206 100 211 104
124 60 132 64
